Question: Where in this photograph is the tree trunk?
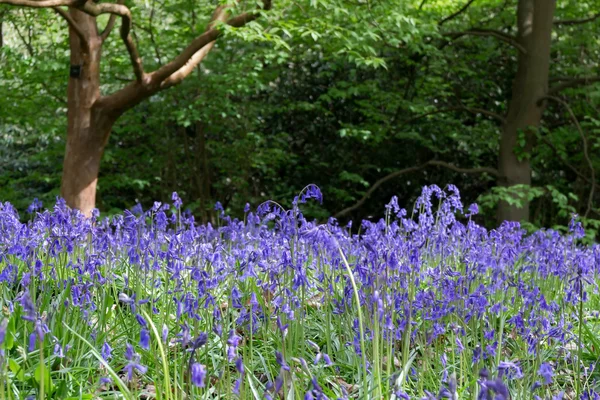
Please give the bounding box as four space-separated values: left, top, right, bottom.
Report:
497 0 555 223
60 10 115 217
196 121 212 222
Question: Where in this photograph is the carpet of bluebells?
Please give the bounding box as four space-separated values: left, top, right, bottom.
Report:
1 185 600 400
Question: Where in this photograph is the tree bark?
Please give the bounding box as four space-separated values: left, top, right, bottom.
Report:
196 121 212 222
497 0 555 223
0 0 270 216
60 10 115 216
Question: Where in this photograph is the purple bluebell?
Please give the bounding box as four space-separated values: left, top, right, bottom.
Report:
0 319 7 346
101 342 112 360
190 363 206 387
538 363 553 385
140 328 150 350
275 351 290 371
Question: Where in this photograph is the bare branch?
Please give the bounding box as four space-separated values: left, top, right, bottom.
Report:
147 0 162 64
443 28 526 54
53 6 86 42
159 5 229 89
538 134 591 185
547 76 600 95
97 0 273 114
12 20 66 104
554 12 600 26
81 1 145 81
541 95 596 218
461 106 506 122
99 0 124 41
439 0 477 26
400 105 505 128
0 0 145 81
427 160 499 176
0 0 78 7
151 0 272 86
334 160 499 218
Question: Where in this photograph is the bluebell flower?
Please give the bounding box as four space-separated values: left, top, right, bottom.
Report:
135 314 147 328
172 192 183 209
140 328 150 350
538 362 553 384
27 198 42 214
101 341 112 360
190 363 206 387
0 319 7 346
235 357 245 374
162 324 169 343
28 332 36 352
275 351 290 371
123 343 148 381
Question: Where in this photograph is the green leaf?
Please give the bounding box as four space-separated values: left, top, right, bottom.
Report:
34 363 54 393
4 317 15 350
9 358 25 381
63 322 133 399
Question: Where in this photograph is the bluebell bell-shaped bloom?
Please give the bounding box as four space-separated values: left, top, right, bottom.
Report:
275 351 290 371
140 328 150 350
190 362 206 387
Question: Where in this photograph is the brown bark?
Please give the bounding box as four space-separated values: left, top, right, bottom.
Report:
497 0 555 223
0 0 271 217
195 121 212 222
60 10 116 216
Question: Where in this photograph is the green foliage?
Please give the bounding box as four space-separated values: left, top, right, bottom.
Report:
0 0 599 232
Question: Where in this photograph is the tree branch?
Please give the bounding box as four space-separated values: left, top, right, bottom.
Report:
443 28 526 54
334 160 499 218
159 5 230 89
554 12 600 26
427 160 499 176
0 0 78 7
538 134 591 185
11 19 66 104
461 106 506 123
151 0 272 86
547 76 600 95
541 95 596 218
97 0 272 113
0 0 145 81
99 0 124 41
53 6 86 42
439 0 477 26
400 105 505 128
82 1 144 81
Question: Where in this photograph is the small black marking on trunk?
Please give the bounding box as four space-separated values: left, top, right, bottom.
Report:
70 65 82 78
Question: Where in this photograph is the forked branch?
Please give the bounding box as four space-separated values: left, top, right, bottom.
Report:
98 0 273 113
541 95 596 218
99 0 124 41
53 7 86 42
547 76 600 95
438 0 477 26
151 0 272 85
334 161 499 218
443 28 526 54
400 105 506 127
554 12 600 26
82 1 144 81
0 0 145 81
159 5 230 89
